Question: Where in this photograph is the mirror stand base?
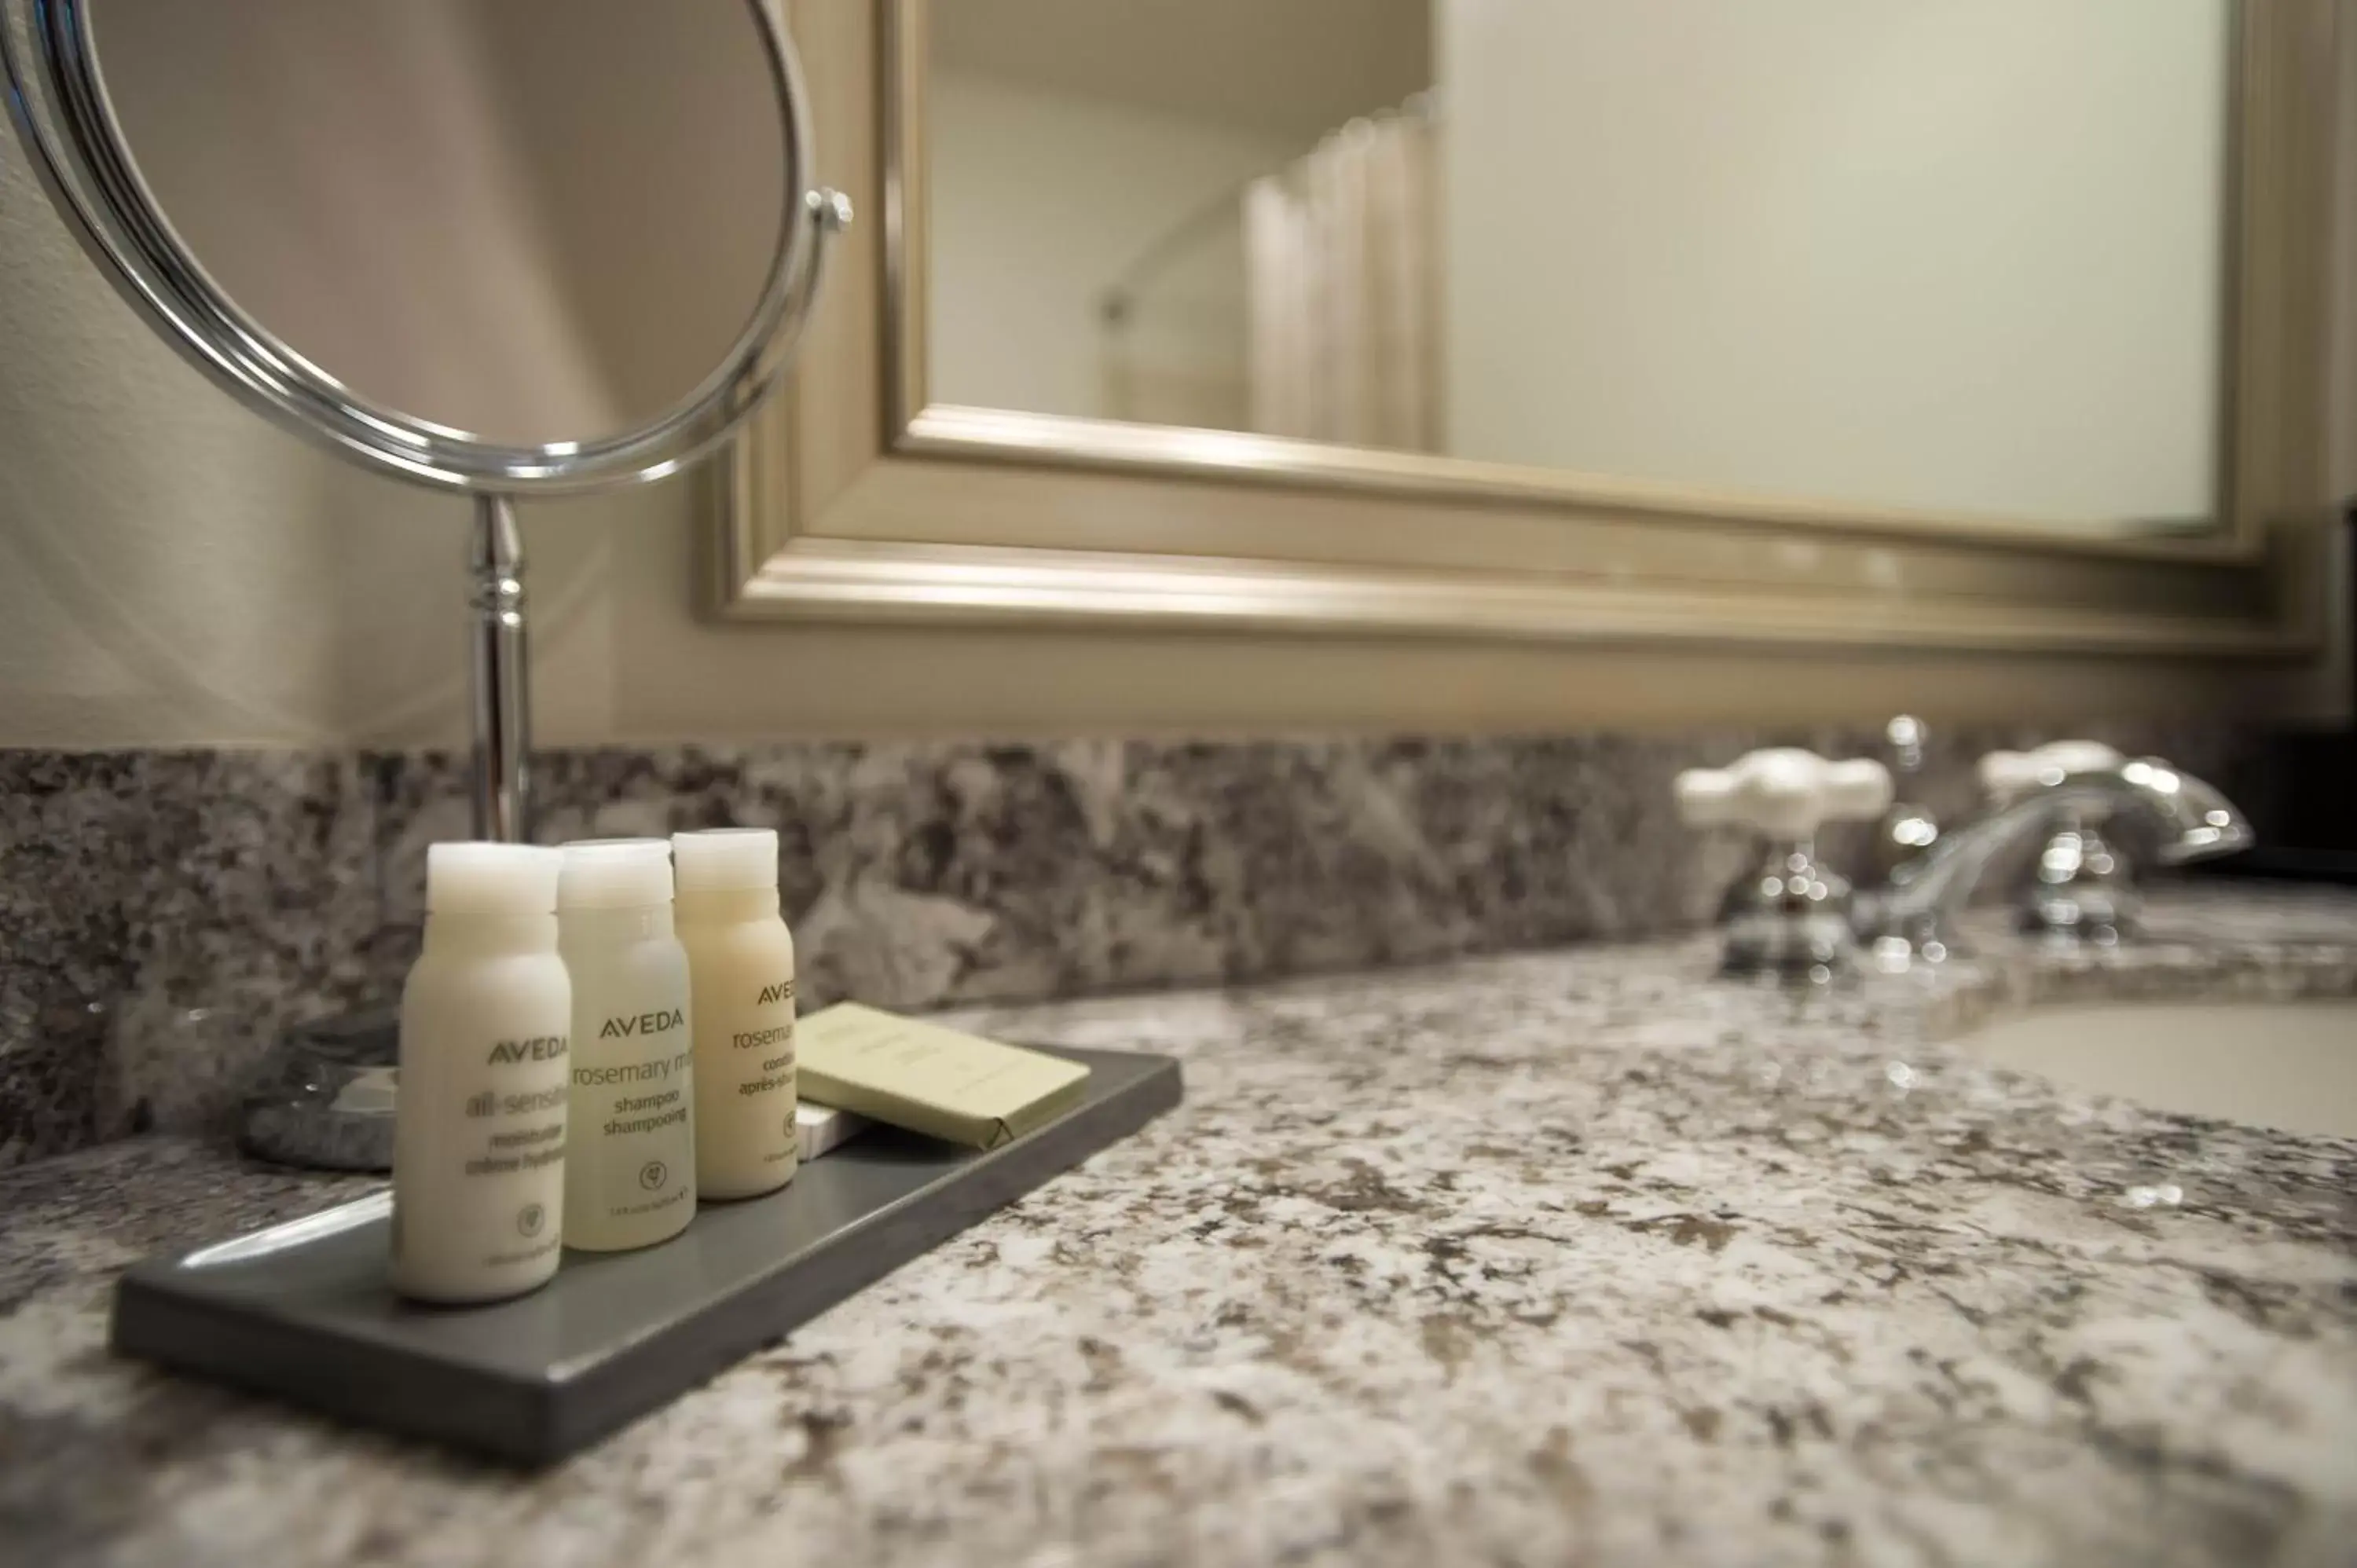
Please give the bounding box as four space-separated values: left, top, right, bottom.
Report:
237 1010 398 1172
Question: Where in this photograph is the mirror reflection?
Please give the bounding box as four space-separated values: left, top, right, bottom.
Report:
927 0 2233 529
91 0 789 446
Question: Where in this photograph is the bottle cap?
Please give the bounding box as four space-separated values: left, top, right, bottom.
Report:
424 842 563 916
557 838 674 909
671 827 779 892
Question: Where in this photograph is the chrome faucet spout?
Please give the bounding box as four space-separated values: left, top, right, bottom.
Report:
1860 757 2250 954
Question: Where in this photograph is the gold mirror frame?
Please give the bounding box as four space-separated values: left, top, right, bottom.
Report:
713 0 2340 661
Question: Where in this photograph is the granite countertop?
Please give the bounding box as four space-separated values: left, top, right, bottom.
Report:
3 885 2355 1567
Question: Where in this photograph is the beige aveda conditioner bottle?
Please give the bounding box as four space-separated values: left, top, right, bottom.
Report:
673 829 798 1199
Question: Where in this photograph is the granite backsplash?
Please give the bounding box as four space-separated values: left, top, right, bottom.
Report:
0 722 2267 1167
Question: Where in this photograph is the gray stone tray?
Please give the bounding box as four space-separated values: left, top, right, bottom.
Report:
112 1046 1182 1465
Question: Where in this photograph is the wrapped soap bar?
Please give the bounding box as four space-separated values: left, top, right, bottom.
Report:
795 1003 1090 1149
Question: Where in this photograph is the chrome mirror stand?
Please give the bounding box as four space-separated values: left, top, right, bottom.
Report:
469 496 530 841
5 0 852 1165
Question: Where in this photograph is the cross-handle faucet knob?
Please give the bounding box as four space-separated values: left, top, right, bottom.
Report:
1676 749 1892 984
1676 749 1893 841
1978 740 2125 804
1978 741 2135 939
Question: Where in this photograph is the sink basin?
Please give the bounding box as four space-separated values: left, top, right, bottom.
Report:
1956 1001 2357 1138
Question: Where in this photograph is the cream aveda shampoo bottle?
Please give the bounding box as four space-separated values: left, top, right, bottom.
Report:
557 839 697 1251
390 843 572 1304
673 828 798 1199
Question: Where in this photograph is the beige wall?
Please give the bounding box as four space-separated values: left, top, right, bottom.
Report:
1441 0 2231 527
0 9 2346 751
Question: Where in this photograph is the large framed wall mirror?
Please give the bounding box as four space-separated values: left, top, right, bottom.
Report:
715 0 2342 660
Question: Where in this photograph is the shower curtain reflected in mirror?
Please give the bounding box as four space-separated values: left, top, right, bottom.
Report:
1244 106 1439 451
1095 101 1440 450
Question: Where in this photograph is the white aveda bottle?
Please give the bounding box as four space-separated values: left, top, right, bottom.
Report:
391 843 572 1304
557 839 697 1251
673 828 798 1199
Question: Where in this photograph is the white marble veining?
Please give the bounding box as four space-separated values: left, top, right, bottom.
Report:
0 887 2352 1567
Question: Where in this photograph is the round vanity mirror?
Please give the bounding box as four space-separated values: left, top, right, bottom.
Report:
5 0 849 1170
6 0 847 845
3 0 844 493
0 0 849 1160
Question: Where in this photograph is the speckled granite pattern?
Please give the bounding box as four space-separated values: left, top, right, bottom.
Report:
0 888 2351 1567
0 722 2272 1163
0 752 384 1167
373 724 2265 1023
